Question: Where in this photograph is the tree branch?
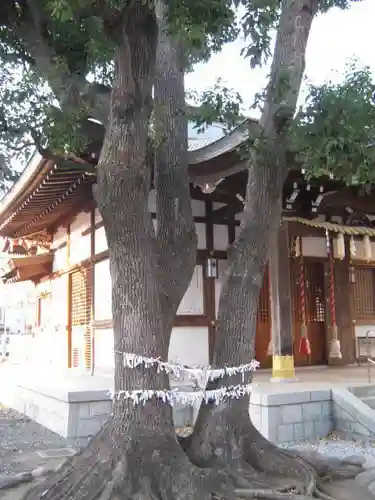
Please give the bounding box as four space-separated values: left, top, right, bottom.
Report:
5 0 111 124
154 0 197 312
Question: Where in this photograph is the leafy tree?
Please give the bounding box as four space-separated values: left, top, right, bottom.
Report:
0 0 372 499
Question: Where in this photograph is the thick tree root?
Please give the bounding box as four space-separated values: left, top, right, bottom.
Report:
18 417 366 500
22 427 221 500
240 425 365 500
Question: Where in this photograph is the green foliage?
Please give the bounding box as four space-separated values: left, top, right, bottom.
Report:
187 79 244 132
290 62 375 184
0 0 368 194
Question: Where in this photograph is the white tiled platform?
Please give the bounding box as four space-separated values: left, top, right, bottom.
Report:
1 363 375 441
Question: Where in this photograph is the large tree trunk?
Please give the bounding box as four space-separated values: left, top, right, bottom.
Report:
187 0 320 477
154 0 197 328
22 4 203 500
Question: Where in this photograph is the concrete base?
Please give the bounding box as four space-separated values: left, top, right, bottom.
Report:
250 389 333 443
270 377 299 383
3 364 375 443
0 365 200 438
333 386 375 439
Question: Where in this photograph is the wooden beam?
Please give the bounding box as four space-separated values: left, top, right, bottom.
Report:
212 201 243 222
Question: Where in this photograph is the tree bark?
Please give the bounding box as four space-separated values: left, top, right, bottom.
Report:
23 4 202 500
188 0 319 468
154 0 197 324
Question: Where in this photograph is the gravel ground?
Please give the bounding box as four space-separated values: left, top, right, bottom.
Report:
0 404 82 475
280 433 375 469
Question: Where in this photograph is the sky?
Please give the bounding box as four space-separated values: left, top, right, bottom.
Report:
186 0 375 117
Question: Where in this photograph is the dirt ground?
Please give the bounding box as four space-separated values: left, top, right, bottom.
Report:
0 404 81 499
1 404 375 499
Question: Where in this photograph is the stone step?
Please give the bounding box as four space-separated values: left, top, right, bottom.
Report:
361 396 375 409
355 468 375 488
352 386 375 399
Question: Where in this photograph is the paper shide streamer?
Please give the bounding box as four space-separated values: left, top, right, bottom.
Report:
109 352 259 406
118 352 259 381
109 384 253 406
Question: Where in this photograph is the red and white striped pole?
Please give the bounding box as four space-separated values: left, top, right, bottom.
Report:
299 238 311 359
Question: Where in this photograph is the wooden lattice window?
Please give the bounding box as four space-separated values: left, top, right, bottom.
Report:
257 266 270 322
71 268 92 370
305 262 325 322
352 267 375 320
290 259 325 323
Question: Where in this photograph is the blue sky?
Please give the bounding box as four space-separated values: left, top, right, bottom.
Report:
186 0 375 116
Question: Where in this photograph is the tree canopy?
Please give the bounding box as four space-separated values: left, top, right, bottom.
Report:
0 0 372 194
1 2 373 500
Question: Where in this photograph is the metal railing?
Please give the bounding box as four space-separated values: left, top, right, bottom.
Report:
366 330 375 383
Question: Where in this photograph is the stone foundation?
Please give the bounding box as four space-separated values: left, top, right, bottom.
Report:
250 390 333 443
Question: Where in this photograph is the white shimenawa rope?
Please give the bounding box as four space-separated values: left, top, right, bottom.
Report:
110 352 258 406
116 351 259 382
110 384 253 406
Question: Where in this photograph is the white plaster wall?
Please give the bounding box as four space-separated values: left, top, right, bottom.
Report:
70 233 91 265
192 200 205 217
53 247 67 272
177 265 204 315
213 224 229 251
302 236 326 258
93 327 210 374
50 275 68 329
94 329 114 373
94 259 112 320
148 190 206 218
95 226 108 254
52 225 68 271
169 327 209 366
35 280 51 296
214 259 228 316
51 225 67 250
195 222 206 249
71 211 90 234
70 212 91 265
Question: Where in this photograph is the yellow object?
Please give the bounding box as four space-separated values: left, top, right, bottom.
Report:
272 355 296 380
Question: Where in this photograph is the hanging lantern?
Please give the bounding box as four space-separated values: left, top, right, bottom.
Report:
336 233 345 260
350 236 356 259
364 235 372 262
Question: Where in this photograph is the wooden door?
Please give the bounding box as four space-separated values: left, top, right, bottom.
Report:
291 259 327 366
70 267 93 370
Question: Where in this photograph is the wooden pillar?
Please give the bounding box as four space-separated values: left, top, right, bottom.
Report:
205 200 216 363
269 221 296 381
